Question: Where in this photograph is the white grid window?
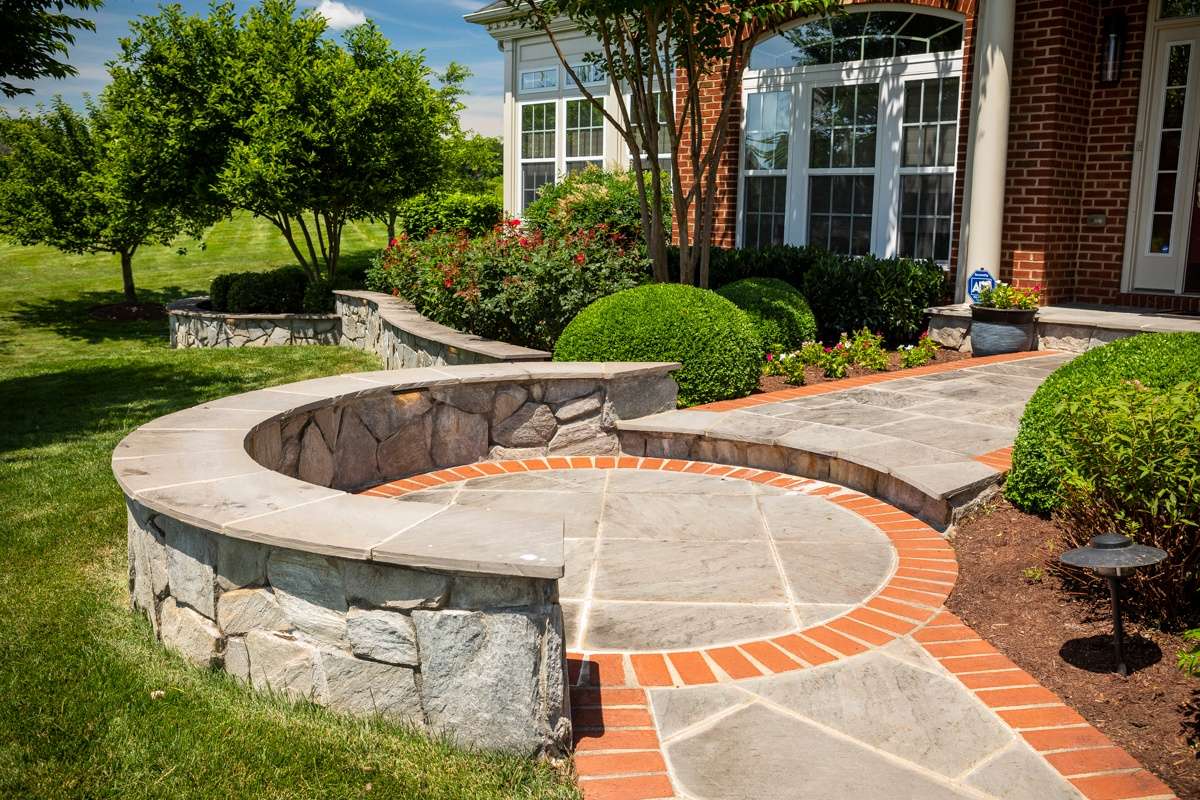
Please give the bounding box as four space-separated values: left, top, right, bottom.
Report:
807 83 878 255
570 62 607 85
632 91 674 177
744 91 792 248
520 68 558 92
566 98 605 173
898 76 959 262
521 102 556 210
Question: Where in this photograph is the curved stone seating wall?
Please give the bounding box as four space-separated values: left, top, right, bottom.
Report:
114 362 678 757
168 297 340 348
335 290 550 368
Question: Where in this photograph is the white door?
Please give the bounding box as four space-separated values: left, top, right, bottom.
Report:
1132 32 1200 292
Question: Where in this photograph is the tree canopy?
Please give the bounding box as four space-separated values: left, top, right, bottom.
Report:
0 0 103 97
507 0 837 286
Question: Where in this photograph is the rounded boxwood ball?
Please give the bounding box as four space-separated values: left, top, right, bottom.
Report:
716 277 817 352
554 283 761 407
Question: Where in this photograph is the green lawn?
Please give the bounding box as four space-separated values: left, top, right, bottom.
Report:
0 214 579 799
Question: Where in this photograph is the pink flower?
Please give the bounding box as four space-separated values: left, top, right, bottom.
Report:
766 353 774 362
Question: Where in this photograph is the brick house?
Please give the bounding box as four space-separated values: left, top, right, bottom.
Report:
467 0 1200 310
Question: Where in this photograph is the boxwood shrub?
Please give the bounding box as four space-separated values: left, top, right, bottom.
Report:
394 192 503 239
553 283 760 407
717 277 817 352
210 267 308 314
1006 332 1200 515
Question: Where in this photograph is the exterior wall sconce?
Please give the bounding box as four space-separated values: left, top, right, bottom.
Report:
1100 12 1128 85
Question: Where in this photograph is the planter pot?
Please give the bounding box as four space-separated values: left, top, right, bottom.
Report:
969 306 1038 356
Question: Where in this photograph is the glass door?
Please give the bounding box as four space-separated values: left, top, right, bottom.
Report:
1133 32 1200 292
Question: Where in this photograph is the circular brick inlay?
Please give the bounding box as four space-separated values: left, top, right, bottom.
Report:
363 457 958 683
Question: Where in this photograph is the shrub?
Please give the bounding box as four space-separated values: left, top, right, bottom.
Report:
899 332 939 368
976 282 1040 310
717 278 817 353
302 278 336 313
222 266 308 314
209 272 238 311
802 253 947 345
366 221 650 351
1047 379 1200 626
523 167 667 242
701 244 834 289
394 192 503 239
553 283 760 407
1007 332 1200 514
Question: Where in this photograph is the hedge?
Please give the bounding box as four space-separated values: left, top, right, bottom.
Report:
553 283 760 407
394 192 502 239
210 267 308 314
716 277 817 352
1006 332 1200 515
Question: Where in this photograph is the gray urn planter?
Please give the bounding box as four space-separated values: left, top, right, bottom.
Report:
969 306 1038 356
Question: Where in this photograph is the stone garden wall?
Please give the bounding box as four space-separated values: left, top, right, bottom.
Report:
114 362 679 757
335 290 550 368
168 297 340 348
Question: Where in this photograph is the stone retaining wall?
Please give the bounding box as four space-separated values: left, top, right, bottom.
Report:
168 297 340 348
115 362 679 757
335 291 549 368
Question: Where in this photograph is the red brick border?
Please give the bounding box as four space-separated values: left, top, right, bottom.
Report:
361 455 1175 800
691 349 1060 412
974 445 1015 472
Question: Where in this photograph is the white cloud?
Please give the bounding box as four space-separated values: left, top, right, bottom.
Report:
316 0 367 30
458 95 503 137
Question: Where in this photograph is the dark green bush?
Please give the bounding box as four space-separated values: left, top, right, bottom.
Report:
801 253 947 345
302 278 336 313
394 192 503 239
524 167 668 242
1007 332 1200 515
208 272 238 312
704 244 833 290
1047 379 1200 626
367 222 649 351
717 277 817 352
221 266 308 314
553 283 760 407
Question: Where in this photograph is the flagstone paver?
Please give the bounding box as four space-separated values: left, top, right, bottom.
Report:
365 456 1176 800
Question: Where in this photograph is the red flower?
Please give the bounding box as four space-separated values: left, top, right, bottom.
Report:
766 353 774 362
443 279 453 288
388 237 398 248
509 218 521 227
574 252 586 265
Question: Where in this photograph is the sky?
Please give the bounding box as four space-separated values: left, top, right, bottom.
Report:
0 0 504 137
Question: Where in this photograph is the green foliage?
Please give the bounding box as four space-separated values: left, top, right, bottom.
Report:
842 328 888 371
440 132 502 196
1180 630 1200 676
108 0 457 280
394 192 502 239
524 167 665 243
212 266 308 314
699 244 834 289
367 222 649 350
1007 333 1200 514
302 277 337 313
1047 379 1200 626
553 283 760 407
717 277 816 353
762 351 807 386
802 252 947 346
0 98 193 301
0 0 102 97
976 282 1040 310
899 332 939 368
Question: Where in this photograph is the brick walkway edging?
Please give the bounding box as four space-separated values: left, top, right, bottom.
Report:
363 456 1176 800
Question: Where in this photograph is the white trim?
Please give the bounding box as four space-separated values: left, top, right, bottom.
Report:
517 98 558 212
564 96 607 169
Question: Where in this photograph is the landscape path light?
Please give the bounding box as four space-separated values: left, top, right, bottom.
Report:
1059 533 1166 677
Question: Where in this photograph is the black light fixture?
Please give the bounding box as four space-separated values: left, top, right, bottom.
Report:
1100 12 1128 85
1060 533 1166 676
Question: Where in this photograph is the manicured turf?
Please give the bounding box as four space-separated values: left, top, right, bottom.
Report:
0 214 580 799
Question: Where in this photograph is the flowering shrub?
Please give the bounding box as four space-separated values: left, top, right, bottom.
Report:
763 331 886 381
975 282 1041 310
366 220 650 350
843 328 888 371
899 333 939 368
523 167 667 242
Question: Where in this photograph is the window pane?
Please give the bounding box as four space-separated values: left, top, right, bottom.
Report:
743 176 788 248
901 77 959 167
749 11 963 69
520 68 557 91
522 163 556 211
745 91 792 170
566 98 603 158
521 102 556 159
811 84 877 168
809 176 873 255
897 174 952 262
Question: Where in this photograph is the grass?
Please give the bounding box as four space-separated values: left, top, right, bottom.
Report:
0 214 580 800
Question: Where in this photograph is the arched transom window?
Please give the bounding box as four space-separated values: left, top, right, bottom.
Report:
739 7 965 265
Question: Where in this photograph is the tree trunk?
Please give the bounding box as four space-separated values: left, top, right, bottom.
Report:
387 211 397 243
120 250 136 304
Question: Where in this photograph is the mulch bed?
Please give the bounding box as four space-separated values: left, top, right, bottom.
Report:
950 498 1199 798
757 346 969 394
89 302 167 322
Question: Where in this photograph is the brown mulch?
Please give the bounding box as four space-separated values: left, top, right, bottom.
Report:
950 498 1200 799
88 302 166 321
756 346 969 394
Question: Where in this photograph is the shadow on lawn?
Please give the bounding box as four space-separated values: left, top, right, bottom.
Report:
7 286 206 345
0 360 269 453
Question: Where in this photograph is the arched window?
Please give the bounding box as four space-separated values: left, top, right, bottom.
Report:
739 7 965 264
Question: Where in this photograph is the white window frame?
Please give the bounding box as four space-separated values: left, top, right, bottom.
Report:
736 6 964 261
625 89 675 170
519 66 559 93
518 99 558 211
564 96 607 172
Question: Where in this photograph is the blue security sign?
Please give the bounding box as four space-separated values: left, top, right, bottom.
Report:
967 269 997 303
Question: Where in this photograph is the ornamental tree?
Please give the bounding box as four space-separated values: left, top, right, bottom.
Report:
506 0 836 286
0 0 103 97
0 98 192 302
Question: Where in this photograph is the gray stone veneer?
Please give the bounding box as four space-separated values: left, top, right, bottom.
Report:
114 362 679 757
168 297 340 348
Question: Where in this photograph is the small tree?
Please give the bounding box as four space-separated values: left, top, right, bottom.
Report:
0 98 190 302
507 0 835 287
1 0 103 97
